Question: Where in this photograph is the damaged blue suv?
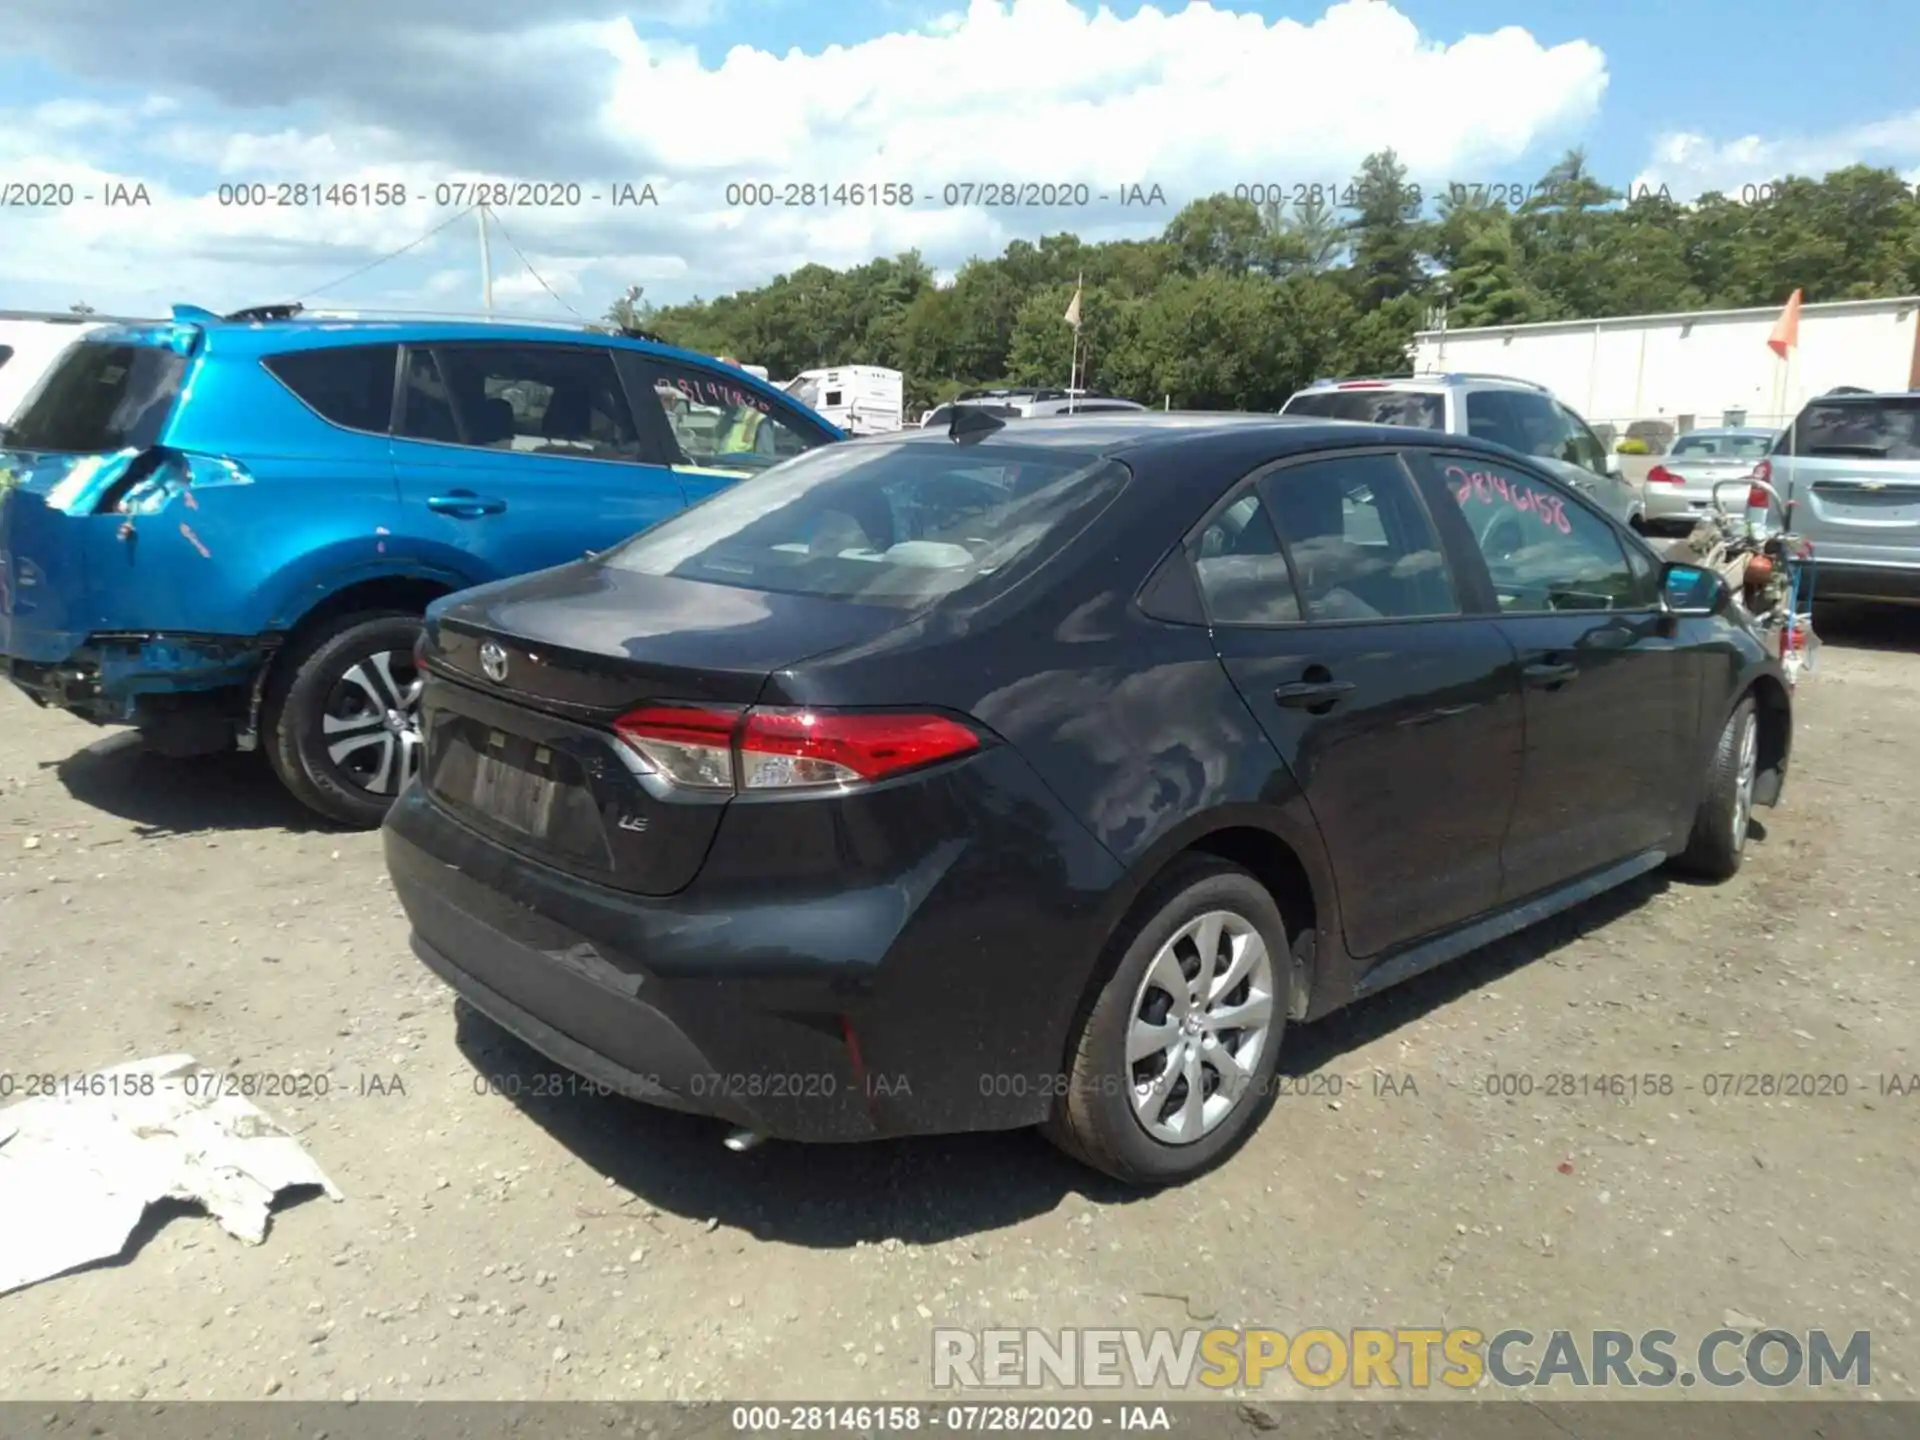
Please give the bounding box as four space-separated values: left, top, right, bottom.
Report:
0 305 840 825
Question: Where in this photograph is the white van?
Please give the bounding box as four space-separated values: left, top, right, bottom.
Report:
783 366 904 435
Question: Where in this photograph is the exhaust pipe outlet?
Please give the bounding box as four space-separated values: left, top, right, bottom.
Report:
723 1127 767 1153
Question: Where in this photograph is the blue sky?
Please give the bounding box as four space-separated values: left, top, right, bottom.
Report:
1 0 1915 318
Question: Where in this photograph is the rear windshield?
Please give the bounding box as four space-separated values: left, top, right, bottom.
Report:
7 342 189 453
1283 389 1446 429
1670 433 1775 459
1781 396 1920 461
602 440 1129 608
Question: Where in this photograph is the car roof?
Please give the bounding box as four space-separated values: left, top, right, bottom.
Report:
1675 426 1779 437
863 411 1484 460
1294 373 1553 395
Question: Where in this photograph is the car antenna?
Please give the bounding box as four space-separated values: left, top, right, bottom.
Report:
949 405 1006 445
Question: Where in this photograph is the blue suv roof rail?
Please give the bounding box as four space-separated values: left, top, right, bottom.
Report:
224 303 306 322
222 305 673 346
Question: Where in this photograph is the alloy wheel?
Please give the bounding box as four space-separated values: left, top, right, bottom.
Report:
321 648 425 797
1126 910 1276 1145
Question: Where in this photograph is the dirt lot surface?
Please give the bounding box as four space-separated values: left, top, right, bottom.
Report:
2 603 1917 1406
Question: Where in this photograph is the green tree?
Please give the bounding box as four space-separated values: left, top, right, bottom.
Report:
1514 149 1623 319
1346 150 1430 307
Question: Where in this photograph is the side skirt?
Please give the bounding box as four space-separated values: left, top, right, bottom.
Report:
1350 848 1668 1002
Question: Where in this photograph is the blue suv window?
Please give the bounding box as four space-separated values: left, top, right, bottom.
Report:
265 344 397 433
402 343 647 462
631 358 829 474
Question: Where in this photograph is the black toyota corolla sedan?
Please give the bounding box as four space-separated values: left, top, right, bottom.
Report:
384 411 1792 1185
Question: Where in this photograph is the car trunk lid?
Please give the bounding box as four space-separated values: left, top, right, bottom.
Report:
419 559 908 895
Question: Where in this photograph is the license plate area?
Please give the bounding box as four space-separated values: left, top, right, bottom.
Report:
426 713 612 867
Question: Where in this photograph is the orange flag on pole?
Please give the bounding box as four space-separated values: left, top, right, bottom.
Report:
1767 289 1803 358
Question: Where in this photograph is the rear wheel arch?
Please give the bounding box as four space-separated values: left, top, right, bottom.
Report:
256 573 460 712
1063 815 1331 1084
250 574 462 826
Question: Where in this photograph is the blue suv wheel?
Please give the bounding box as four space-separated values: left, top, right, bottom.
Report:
263 611 427 827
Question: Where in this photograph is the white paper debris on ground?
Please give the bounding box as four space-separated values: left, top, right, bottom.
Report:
0 1053 343 1296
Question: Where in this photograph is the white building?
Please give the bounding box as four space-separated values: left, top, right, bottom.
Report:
1412 295 1920 441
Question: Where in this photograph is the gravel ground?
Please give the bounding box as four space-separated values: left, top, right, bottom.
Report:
2 602 1916 1404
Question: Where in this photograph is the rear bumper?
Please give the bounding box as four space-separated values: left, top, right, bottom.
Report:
1809 560 1920 603
1642 488 1719 527
383 753 1126 1143
3 632 266 721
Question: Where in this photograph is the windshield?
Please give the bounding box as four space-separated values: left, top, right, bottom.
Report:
1283 389 1446 429
1670 433 1774 459
786 377 822 408
602 439 1129 608
7 342 189 454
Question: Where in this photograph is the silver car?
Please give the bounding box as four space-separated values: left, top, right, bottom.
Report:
1765 390 1920 602
1280 372 1646 530
920 389 1146 427
1642 427 1779 533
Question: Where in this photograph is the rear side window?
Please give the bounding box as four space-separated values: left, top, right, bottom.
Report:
1193 491 1302 625
603 440 1128 609
6 342 188 454
265 345 397 433
1784 396 1920 461
1261 453 1457 621
1283 389 1445 429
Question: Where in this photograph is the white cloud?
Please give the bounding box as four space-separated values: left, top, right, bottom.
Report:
1634 108 1920 200
0 0 1609 316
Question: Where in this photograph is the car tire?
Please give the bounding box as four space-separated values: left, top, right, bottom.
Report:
1671 695 1759 882
1042 856 1287 1186
263 610 426 829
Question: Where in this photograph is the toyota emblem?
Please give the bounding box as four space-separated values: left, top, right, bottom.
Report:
479 641 509 683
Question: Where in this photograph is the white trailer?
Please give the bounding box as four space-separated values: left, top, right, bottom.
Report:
783 366 904 434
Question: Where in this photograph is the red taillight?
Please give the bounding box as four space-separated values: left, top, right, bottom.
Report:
1337 381 1389 389
1646 464 1681 484
613 705 739 790
612 704 980 792
1751 458 1772 485
1747 485 1772 510
737 709 980 788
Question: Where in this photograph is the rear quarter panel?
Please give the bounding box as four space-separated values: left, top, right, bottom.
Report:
92 351 490 637
773 438 1346 1014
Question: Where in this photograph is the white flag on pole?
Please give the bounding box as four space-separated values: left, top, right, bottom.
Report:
1063 277 1082 330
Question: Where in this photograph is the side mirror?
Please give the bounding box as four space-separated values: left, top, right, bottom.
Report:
1661 561 1725 616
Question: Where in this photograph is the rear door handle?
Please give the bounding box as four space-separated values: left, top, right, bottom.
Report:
428 493 507 517
1523 661 1578 687
1273 680 1356 709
